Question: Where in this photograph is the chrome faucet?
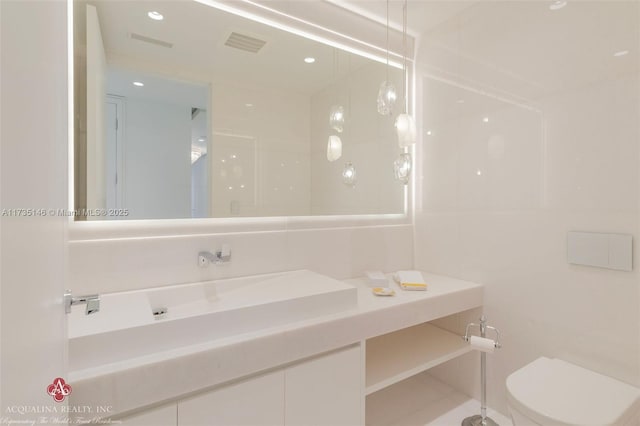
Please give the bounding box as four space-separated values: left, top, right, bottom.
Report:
64 290 100 315
198 244 231 267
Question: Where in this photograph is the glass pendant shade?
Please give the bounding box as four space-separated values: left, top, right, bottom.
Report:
395 113 416 147
329 105 345 133
342 162 356 186
393 152 412 185
377 81 397 115
326 135 342 162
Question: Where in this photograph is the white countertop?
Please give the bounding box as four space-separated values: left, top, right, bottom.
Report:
69 272 483 417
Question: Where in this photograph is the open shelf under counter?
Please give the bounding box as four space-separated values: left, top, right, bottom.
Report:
365 322 470 395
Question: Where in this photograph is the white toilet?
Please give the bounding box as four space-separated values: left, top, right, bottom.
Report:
506 357 640 426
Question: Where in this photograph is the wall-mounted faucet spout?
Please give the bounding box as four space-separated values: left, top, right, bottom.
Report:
64 290 100 315
198 244 231 267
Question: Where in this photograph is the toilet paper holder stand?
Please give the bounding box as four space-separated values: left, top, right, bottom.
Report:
461 315 502 426
462 315 501 349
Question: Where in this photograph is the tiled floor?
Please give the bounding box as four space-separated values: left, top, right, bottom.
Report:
366 373 511 426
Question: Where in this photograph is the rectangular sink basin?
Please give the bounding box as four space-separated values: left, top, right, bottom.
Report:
68 270 357 372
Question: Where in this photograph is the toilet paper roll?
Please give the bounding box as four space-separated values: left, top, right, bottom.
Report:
469 336 495 353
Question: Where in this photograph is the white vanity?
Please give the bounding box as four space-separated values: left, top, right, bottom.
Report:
68 271 482 425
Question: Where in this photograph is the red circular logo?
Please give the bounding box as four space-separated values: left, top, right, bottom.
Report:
47 377 72 403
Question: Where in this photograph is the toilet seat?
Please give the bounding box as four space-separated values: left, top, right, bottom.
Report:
506 357 640 426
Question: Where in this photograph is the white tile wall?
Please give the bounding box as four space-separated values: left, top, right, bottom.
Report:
414 0 640 414
68 224 413 295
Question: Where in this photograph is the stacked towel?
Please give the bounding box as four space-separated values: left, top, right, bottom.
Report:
393 270 427 291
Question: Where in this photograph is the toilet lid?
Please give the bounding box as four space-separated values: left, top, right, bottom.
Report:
506 357 640 426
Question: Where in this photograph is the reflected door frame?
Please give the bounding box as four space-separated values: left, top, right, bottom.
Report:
105 95 125 212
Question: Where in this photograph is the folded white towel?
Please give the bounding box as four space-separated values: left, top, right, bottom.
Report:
393 270 427 291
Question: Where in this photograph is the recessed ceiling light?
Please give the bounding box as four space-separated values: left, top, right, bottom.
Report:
245 103 254 107
614 50 629 57
482 117 489 123
549 1 567 11
304 57 316 64
197 137 205 142
147 11 164 21
426 130 433 136
133 81 144 87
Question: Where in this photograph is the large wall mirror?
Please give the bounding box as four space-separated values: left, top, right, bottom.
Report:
73 0 407 221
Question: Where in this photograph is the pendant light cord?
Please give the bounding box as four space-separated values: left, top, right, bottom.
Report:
348 53 352 122
402 0 407 114
333 47 336 85
333 47 338 104
386 0 390 82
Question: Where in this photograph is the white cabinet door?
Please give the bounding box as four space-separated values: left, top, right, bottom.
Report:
178 370 285 426
285 345 363 426
119 404 177 426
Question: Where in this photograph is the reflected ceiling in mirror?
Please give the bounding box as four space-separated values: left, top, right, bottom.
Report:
74 0 405 220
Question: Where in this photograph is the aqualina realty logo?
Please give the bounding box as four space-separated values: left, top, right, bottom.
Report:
47 377 72 402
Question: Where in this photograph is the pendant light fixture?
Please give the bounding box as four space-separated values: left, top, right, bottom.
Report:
327 48 343 162
326 135 343 162
395 0 416 147
395 114 416 146
377 0 397 116
342 162 357 187
393 152 411 184
327 135 342 162
329 105 345 133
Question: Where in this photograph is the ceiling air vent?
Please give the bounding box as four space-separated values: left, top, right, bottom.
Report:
130 33 173 49
224 32 266 53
